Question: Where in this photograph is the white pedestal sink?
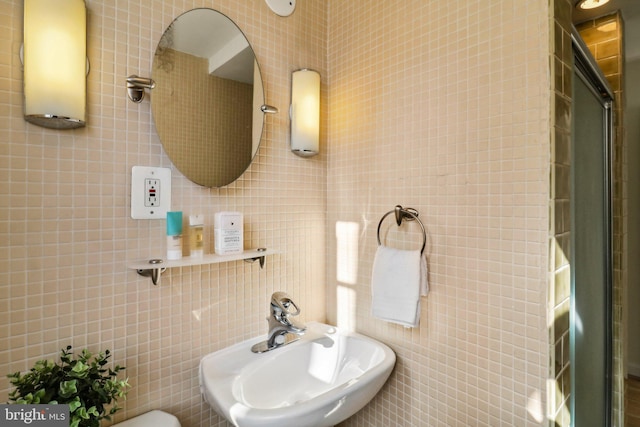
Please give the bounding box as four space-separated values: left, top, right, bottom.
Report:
199 322 396 427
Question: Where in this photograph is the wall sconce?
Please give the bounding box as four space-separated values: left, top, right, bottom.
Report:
290 69 320 157
23 0 87 129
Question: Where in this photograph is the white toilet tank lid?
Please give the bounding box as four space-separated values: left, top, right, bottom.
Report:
114 410 180 427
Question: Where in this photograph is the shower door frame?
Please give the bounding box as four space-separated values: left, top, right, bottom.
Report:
570 27 615 427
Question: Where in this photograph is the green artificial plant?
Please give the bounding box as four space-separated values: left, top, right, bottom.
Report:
7 346 130 427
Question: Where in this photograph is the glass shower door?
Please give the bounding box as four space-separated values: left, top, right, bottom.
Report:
570 35 614 427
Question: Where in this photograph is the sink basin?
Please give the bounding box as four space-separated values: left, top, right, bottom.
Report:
199 322 396 427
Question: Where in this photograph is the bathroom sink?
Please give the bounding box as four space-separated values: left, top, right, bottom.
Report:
199 322 396 427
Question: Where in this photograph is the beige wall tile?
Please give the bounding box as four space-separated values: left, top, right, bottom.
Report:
327 0 551 425
1 0 563 426
0 0 327 425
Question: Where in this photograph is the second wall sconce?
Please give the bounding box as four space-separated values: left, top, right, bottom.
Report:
290 69 320 157
23 0 87 129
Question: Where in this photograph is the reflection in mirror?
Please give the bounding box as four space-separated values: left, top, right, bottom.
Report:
151 9 264 187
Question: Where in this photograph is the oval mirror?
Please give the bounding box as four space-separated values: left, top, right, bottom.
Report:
151 9 264 187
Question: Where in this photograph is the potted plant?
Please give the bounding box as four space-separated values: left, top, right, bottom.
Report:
7 346 130 427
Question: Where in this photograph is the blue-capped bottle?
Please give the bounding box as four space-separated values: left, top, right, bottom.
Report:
166 211 183 260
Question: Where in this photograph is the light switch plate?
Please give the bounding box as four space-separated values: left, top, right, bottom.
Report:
131 166 171 219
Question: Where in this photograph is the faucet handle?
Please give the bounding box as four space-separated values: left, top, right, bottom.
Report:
271 291 301 316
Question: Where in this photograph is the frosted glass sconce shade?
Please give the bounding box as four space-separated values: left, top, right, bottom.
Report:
290 69 320 157
23 0 87 129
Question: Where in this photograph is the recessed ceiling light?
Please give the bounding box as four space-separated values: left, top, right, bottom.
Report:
577 0 611 10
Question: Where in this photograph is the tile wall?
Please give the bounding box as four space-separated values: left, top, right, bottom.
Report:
549 1 572 425
0 1 327 426
1 0 563 426
326 1 551 425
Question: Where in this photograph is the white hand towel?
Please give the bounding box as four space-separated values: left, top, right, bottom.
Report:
371 245 429 328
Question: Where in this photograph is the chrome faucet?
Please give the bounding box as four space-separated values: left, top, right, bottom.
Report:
251 292 306 353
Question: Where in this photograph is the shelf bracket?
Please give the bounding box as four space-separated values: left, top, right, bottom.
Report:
243 248 267 268
136 259 165 285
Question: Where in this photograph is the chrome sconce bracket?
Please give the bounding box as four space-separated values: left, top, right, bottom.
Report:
260 104 278 114
127 75 156 103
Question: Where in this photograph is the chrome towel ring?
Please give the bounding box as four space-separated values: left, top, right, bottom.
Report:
377 205 426 255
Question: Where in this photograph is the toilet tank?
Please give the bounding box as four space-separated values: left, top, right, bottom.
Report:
113 410 180 427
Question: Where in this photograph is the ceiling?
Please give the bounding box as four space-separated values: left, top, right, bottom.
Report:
573 0 640 61
166 9 255 84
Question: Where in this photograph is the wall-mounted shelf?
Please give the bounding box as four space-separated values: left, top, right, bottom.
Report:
128 248 277 285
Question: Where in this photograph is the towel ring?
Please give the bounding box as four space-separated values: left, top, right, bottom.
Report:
377 205 426 255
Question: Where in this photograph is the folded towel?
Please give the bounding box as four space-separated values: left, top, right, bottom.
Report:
371 245 429 328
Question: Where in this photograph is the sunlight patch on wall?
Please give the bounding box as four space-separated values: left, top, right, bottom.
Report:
336 285 356 331
527 389 544 423
336 221 360 284
335 221 360 331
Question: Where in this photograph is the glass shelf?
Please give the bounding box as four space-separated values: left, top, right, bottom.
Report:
129 248 277 285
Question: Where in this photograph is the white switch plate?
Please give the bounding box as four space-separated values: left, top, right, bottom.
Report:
131 166 171 219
